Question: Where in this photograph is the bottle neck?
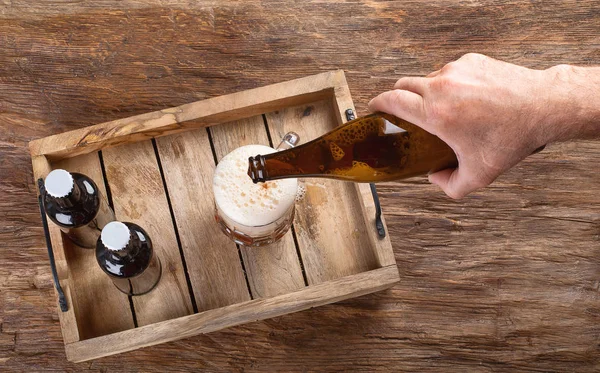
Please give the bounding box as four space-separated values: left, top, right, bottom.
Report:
248 150 315 183
109 230 141 260
248 131 302 182
52 182 84 209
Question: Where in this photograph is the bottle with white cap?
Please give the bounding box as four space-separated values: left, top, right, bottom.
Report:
96 221 162 296
42 169 115 248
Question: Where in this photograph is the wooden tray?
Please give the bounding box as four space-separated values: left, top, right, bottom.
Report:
29 70 399 363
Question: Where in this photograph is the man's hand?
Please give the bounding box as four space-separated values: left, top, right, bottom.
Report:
369 53 598 199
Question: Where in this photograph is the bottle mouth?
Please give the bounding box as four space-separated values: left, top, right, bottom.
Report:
247 155 266 184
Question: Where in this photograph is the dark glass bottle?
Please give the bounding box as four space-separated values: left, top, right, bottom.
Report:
248 113 458 183
43 169 115 248
96 221 162 296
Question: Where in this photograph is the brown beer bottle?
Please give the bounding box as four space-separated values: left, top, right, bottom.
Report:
43 169 116 248
96 221 162 296
248 113 458 183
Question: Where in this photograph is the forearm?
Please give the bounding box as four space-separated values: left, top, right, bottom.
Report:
543 65 600 143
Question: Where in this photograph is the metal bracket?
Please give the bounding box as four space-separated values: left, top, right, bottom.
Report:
345 109 386 239
37 178 68 312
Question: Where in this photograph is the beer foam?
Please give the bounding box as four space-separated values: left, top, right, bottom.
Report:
295 183 306 202
213 144 297 227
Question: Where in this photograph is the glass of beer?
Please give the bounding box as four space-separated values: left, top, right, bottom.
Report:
213 133 300 247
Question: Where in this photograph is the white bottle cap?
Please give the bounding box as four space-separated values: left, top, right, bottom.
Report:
45 169 74 198
101 221 131 251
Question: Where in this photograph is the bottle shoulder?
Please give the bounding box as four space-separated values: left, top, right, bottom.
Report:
44 175 101 228
96 224 154 278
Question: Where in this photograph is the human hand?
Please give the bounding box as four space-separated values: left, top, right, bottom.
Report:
369 53 557 199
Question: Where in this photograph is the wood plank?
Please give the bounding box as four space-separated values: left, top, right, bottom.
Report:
330 80 397 268
209 116 306 298
30 155 81 344
65 265 400 363
102 141 194 325
43 153 136 340
28 71 344 160
154 127 251 311
265 100 381 285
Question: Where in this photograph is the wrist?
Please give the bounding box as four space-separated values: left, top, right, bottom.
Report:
540 64 600 143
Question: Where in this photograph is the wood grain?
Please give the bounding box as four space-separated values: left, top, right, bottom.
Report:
155 127 251 311
102 141 194 325
209 116 306 298
3 0 600 371
265 101 381 284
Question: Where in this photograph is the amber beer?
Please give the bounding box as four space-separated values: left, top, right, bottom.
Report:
248 113 458 183
213 133 301 247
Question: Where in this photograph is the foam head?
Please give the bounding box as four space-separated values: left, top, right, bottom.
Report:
45 169 74 198
213 144 297 227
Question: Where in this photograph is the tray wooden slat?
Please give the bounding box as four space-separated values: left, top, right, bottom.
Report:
54 153 135 339
209 115 306 298
155 128 252 311
265 100 380 284
102 141 194 324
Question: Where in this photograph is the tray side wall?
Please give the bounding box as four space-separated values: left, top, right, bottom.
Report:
330 80 397 268
29 71 346 161
31 155 81 344
65 265 400 363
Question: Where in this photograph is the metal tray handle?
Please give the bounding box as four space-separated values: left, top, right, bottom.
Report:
37 178 68 312
345 109 386 239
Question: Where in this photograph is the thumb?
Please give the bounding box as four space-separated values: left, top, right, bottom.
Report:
428 167 474 199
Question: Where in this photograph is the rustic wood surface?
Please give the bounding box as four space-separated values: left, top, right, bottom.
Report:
1 1 599 371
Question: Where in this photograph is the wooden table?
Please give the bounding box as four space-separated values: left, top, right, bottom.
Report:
1 1 598 371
